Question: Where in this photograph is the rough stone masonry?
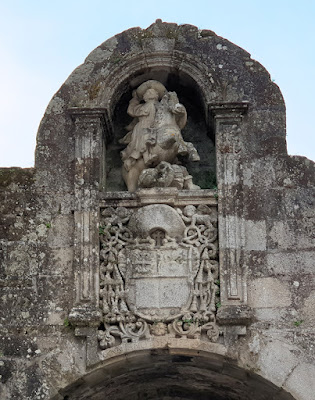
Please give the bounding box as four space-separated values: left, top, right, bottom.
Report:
0 20 314 400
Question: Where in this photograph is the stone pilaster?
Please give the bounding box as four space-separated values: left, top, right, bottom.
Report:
209 102 252 328
67 108 112 326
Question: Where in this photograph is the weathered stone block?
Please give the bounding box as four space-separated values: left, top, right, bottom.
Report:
248 277 291 308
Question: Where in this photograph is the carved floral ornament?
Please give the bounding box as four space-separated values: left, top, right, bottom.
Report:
98 203 220 349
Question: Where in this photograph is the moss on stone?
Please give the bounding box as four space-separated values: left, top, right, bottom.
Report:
109 54 123 65
86 80 102 100
165 28 179 40
0 168 35 188
135 29 155 46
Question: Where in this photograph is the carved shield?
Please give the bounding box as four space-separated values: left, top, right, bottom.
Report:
119 243 199 321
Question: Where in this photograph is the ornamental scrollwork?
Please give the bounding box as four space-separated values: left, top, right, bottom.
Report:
98 203 219 349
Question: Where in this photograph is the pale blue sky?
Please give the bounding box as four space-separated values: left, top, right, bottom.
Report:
0 0 314 166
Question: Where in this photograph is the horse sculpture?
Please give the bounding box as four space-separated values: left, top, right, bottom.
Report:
120 80 200 192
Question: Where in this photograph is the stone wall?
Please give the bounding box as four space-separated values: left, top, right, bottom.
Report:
0 167 79 398
0 21 314 400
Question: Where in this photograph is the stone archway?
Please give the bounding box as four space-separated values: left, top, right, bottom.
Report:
54 347 295 400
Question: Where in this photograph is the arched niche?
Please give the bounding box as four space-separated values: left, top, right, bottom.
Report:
105 64 216 191
35 20 286 192
52 348 296 400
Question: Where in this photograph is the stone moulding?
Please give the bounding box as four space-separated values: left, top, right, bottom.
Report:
99 50 218 122
99 188 218 207
67 107 113 142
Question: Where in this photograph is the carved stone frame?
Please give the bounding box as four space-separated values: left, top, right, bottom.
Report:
209 102 253 337
67 100 253 361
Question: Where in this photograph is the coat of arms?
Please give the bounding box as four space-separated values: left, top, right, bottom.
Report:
98 203 219 349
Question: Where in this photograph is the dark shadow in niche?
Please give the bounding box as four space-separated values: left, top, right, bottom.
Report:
105 71 216 192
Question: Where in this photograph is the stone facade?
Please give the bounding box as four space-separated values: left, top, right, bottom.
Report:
0 20 314 400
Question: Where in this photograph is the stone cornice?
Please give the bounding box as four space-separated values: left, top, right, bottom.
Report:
209 102 249 119
67 107 113 142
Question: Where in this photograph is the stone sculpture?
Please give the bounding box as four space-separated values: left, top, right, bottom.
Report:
137 161 199 190
98 203 219 349
120 80 200 191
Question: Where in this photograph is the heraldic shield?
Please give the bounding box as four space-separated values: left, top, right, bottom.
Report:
119 242 200 321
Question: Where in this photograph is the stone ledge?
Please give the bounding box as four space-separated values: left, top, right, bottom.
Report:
216 305 253 326
99 188 218 207
68 306 102 327
209 101 249 117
